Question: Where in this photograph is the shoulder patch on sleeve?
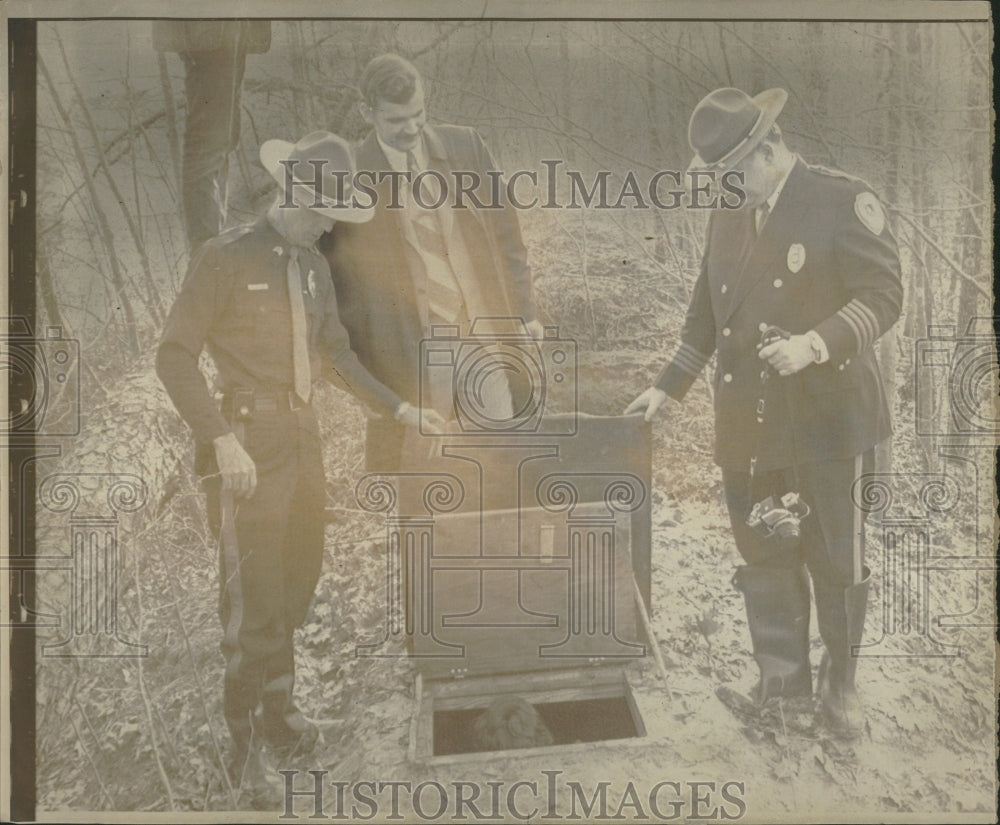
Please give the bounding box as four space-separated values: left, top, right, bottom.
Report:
853 191 886 235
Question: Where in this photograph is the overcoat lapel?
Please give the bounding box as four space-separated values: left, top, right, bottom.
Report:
357 130 424 257
422 126 454 240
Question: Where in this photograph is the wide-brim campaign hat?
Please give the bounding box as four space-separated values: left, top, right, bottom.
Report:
260 130 372 223
688 87 788 171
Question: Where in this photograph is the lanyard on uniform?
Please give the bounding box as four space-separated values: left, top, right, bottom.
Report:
748 325 803 499
749 326 788 479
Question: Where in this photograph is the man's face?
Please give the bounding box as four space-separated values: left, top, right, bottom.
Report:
281 206 335 247
362 84 427 153
728 144 773 209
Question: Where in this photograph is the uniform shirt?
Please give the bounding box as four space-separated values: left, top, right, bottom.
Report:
655 156 902 471
157 216 402 443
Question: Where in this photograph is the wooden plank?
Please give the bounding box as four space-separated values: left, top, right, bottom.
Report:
434 683 624 712
624 679 648 737
420 733 648 768
427 664 627 700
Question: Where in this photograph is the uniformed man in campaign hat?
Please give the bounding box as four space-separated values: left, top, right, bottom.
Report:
157 131 444 802
627 88 902 736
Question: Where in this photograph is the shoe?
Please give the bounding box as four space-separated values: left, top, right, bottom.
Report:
258 706 319 758
225 726 280 810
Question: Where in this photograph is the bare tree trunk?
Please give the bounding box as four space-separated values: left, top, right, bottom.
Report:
38 53 141 356
54 31 163 329
156 51 182 188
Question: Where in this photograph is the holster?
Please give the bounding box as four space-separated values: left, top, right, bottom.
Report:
194 389 254 478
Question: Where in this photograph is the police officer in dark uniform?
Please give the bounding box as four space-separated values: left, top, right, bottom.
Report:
157 131 444 798
627 88 902 736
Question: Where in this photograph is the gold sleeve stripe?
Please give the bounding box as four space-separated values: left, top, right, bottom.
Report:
836 305 865 351
673 342 711 377
838 299 879 351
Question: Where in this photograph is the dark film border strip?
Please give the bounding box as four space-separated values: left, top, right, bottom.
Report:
8 17 38 824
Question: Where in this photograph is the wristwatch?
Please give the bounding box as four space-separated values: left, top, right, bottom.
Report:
804 330 825 364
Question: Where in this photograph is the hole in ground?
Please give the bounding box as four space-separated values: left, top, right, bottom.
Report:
433 696 641 756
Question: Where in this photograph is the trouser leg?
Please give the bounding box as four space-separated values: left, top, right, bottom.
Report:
258 411 324 755
207 415 298 750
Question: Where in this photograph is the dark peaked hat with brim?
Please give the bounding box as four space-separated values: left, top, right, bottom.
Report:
688 87 788 171
259 130 372 223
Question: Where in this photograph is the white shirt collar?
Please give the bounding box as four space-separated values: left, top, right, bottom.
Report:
763 156 796 213
377 134 427 173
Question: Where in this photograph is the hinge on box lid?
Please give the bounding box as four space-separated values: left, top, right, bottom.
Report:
447 667 470 679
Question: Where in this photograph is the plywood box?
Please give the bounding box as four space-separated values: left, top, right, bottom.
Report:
355 415 655 760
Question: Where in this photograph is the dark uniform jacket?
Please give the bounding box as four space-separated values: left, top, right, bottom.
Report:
656 158 902 472
318 124 535 467
157 217 402 445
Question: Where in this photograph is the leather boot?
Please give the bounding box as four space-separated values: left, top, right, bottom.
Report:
258 673 318 758
225 709 277 810
223 673 279 808
733 564 813 704
815 567 871 737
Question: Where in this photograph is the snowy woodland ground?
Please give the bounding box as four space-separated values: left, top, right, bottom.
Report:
24 18 997 821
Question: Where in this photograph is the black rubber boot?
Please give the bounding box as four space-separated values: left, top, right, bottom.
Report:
733 564 813 705
815 567 871 737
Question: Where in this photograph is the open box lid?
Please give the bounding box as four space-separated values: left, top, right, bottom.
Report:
409 501 646 679
359 414 654 680
397 413 654 610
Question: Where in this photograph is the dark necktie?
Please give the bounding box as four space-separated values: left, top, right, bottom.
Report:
406 150 464 324
286 246 311 404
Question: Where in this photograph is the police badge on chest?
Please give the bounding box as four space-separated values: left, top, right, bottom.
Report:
787 243 805 273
